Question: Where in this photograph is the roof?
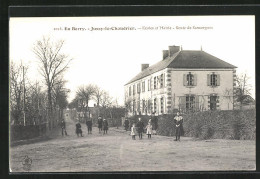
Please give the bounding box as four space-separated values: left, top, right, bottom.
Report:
125 50 236 85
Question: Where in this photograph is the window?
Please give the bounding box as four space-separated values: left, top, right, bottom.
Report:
133 84 136 95
187 73 194 86
183 73 197 86
154 77 157 89
160 74 164 88
186 95 195 110
129 86 131 96
148 80 151 91
210 96 217 110
154 98 157 113
142 81 145 92
137 83 141 93
160 97 164 114
208 73 220 86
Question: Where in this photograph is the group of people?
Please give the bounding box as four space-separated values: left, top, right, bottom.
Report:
129 118 153 140
125 112 184 141
75 116 109 137
61 111 184 141
60 116 109 137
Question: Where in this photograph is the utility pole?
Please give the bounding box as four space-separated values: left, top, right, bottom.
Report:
23 65 26 126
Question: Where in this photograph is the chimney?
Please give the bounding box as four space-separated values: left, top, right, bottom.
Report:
168 45 180 56
163 50 169 60
141 64 149 71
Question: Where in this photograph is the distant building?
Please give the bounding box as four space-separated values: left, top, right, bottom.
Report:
124 45 237 116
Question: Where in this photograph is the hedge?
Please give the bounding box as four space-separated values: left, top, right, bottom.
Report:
156 109 255 140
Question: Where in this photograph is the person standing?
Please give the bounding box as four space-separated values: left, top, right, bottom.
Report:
97 116 103 133
151 112 158 135
124 118 129 131
130 123 137 140
136 117 144 139
75 120 83 137
61 119 68 136
174 112 184 141
145 120 153 139
86 118 92 134
103 118 108 134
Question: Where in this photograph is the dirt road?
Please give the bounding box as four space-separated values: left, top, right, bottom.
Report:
9 118 255 172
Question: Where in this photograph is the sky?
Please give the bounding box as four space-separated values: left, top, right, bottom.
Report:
9 16 255 106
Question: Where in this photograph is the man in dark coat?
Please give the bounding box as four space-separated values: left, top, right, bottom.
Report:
136 117 144 139
61 119 68 136
75 120 83 137
174 112 184 141
103 119 108 134
124 118 129 131
86 118 92 134
97 116 103 133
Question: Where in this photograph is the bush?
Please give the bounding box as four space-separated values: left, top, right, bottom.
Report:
156 109 255 140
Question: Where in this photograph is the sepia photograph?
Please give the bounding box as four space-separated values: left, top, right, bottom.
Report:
9 15 255 172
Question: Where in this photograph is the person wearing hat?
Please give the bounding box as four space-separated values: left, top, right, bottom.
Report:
124 118 129 131
60 119 68 136
174 112 184 141
86 118 93 134
103 118 108 134
151 112 158 135
136 117 144 139
75 119 83 137
97 116 103 133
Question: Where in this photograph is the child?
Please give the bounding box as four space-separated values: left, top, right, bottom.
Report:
131 123 137 140
75 120 83 137
103 119 108 134
146 121 153 139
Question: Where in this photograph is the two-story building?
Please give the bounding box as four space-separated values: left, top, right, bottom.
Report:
124 45 236 116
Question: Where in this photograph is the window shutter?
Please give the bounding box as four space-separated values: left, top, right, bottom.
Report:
193 74 197 86
217 74 220 86
183 74 187 86
163 73 165 87
195 95 200 111
207 74 210 86
179 96 186 111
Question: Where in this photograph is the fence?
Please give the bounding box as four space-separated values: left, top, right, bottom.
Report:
10 109 62 142
10 123 47 141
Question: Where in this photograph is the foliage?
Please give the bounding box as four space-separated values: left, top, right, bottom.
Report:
156 109 255 140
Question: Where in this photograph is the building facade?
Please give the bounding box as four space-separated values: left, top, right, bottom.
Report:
124 45 236 116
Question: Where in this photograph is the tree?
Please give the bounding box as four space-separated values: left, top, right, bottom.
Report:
33 36 72 129
76 84 95 118
10 61 28 124
100 91 113 108
124 98 132 116
234 73 252 109
52 78 70 120
93 85 104 117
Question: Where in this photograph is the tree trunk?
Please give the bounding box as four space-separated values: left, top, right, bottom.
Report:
47 86 53 130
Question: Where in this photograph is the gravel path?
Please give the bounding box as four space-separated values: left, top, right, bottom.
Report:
9 118 255 172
